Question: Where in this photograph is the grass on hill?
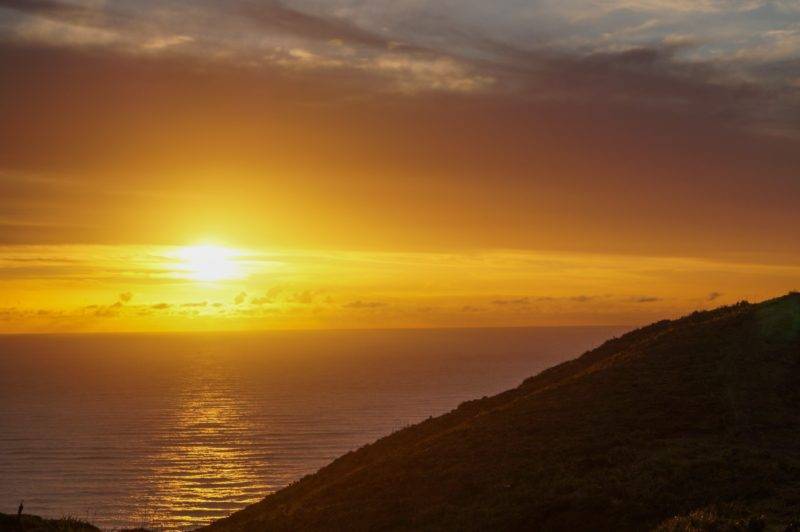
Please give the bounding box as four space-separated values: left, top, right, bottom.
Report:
0 513 98 531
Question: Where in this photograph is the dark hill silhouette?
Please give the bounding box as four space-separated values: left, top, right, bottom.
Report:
0 513 99 531
202 293 800 531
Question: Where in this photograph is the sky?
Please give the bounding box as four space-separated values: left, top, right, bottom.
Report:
1 0 800 332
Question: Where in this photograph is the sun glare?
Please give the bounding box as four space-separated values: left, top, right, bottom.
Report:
176 244 242 282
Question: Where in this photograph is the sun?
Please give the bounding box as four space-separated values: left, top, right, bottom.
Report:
176 244 242 282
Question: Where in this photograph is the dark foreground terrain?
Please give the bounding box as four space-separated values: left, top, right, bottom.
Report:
0 513 155 532
203 294 800 531
0 514 97 531
5 294 800 531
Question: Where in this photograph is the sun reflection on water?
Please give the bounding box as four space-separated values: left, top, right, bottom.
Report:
130 364 274 530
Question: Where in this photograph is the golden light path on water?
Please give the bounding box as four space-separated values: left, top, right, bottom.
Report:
126 357 279 530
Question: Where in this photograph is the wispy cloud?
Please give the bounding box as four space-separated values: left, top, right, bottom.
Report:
631 296 663 303
1 0 798 103
492 297 530 306
343 300 386 309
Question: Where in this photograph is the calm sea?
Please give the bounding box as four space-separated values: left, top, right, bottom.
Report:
0 327 625 530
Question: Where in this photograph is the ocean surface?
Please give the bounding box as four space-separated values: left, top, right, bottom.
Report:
0 327 626 530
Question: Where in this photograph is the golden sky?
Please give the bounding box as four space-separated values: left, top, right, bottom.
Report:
1 1 800 332
2 243 798 332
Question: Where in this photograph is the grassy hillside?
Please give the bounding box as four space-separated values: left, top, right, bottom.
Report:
203 293 800 531
0 513 98 531
0 513 151 532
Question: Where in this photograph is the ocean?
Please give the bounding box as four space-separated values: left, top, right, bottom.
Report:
0 326 625 530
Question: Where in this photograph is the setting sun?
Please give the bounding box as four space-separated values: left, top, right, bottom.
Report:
176 245 242 282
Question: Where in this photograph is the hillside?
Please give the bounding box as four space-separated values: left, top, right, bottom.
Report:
0 513 98 531
203 293 800 531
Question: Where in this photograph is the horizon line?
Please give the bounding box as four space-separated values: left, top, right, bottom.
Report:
0 323 636 337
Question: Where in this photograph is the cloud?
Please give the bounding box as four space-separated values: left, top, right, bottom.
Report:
151 302 171 310
1 0 796 105
79 294 132 317
0 0 115 30
492 297 530 306
93 305 119 317
142 35 194 51
707 291 722 301
251 286 283 305
632 296 662 303
368 53 493 93
234 291 247 305
0 0 491 93
235 0 393 49
180 301 207 307
343 300 387 309
12 17 119 47
289 290 317 304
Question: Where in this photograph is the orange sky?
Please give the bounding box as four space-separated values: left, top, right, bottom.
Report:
1 1 800 332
